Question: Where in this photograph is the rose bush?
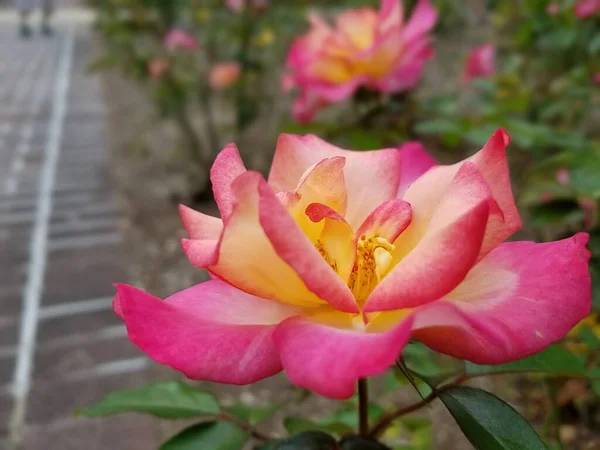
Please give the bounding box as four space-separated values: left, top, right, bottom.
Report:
114 129 591 399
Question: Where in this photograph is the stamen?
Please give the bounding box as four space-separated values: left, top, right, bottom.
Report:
348 235 395 302
315 239 338 272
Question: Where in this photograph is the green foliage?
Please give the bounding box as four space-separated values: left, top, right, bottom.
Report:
160 422 248 450
272 431 337 450
78 381 220 418
440 387 548 450
465 345 588 378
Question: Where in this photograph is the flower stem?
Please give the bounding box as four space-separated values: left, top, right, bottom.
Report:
358 378 369 436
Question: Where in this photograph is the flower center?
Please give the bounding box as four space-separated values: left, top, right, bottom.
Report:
348 234 394 303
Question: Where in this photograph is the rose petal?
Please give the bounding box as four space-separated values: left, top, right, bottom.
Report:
412 233 591 363
179 205 223 240
286 156 347 242
210 143 247 221
269 134 402 228
396 142 437 197
401 129 521 260
378 0 403 34
356 199 412 243
306 203 356 284
402 0 438 43
115 281 299 384
185 171 357 312
258 178 358 313
365 162 492 311
275 311 413 399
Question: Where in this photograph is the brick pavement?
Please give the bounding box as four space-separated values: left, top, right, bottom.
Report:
0 12 162 450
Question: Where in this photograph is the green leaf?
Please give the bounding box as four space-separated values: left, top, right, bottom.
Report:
346 130 385 151
440 386 548 450
275 431 337 450
465 345 587 377
283 417 350 436
579 326 600 351
339 435 392 449
254 440 285 450
160 422 248 450
79 381 220 418
227 402 280 425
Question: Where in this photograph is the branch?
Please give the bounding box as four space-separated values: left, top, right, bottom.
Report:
216 412 274 442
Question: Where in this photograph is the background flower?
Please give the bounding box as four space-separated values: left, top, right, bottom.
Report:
164 29 198 52
463 44 496 82
209 62 241 89
284 0 438 122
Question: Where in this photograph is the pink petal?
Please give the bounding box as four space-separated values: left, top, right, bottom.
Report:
287 156 348 242
372 59 428 93
115 281 299 384
185 171 357 312
402 0 438 43
306 203 356 284
274 312 413 399
412 233 591 363
463 44 496 82
365 162 493 312
269 134 402 228
258 178 358 313
179 205 223 240
378 0 403 34
402 129 520 260
396 141 437 197
356 199 412 243
575 0 600 18
210 143 247 221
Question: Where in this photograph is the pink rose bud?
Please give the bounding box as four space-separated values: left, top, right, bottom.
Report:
164 29 198 52
463 44 496 82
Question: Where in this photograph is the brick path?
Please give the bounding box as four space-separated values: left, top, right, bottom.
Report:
0 12 162 450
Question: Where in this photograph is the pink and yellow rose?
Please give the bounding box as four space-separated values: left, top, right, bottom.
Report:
114 130 590 399
284 0 437 122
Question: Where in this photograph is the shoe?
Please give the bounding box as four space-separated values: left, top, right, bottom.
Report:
41 23 53 37
19 23 32 38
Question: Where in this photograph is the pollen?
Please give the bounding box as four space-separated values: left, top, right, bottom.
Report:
348 234 394 303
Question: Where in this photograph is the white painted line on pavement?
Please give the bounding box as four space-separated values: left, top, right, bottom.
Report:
93 357 150 377
10 26 75 442
38 297 113 320
48 232 122 251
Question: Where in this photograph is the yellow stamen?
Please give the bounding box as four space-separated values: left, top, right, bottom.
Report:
316 239 338 272
348 234 394 303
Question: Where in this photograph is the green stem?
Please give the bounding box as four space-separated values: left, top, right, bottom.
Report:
358 378 369 436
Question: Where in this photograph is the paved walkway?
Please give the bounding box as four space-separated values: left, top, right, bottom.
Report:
0 13 162 450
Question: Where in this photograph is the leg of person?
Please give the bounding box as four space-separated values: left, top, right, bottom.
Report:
41 0 54 36
17 0 33 38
